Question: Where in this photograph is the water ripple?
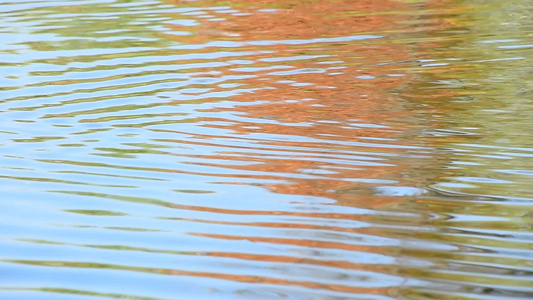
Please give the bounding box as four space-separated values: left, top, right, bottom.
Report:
0 0 532 299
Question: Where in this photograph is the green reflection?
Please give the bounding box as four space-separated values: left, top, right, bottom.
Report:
400 0 533 199
64 210 127 216
1 287 165 300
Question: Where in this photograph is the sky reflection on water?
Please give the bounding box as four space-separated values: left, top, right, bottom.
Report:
0 0 532 299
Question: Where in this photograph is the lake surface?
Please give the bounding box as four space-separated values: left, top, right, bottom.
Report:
0 0 532 299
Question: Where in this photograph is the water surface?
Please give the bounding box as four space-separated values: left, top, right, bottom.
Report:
0 0 532 299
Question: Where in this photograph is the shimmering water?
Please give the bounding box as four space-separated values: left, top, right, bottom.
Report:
1 0 532 299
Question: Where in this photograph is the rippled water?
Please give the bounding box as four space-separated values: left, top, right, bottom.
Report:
1 0 532 299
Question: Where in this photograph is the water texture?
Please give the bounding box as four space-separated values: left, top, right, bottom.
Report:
0 0 532 299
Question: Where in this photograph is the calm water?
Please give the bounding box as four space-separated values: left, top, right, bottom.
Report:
0 0 532 299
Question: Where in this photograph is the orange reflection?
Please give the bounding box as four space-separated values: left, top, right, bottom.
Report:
160 0 434 209
158 0 460 295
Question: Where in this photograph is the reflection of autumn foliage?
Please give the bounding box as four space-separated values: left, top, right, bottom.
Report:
167 0 415 40
161 0 439 209
219 0 410 38
153 1 482 296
